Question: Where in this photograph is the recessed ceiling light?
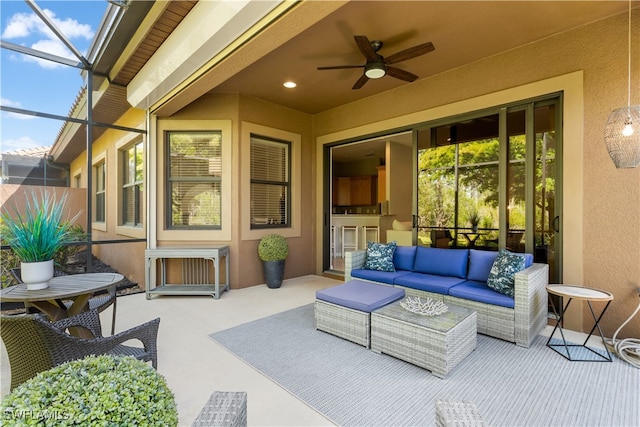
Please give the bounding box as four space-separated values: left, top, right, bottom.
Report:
283 81 297 89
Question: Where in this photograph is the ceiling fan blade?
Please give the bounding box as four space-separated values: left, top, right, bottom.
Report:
386 66 418 82
354 35 378 61
317 65 364 70
385 42 435 65
352 74 369 90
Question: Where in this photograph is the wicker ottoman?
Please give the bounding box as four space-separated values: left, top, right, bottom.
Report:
192 391 247 427
315 280 405 347
435 400 486 427
371 299 477 378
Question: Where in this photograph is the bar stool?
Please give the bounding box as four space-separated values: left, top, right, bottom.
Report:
342 225 358 257
363 225 379 245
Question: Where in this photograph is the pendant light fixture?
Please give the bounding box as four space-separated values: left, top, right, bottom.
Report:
604 0 640 168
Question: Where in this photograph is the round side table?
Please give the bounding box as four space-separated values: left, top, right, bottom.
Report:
546 284 614 361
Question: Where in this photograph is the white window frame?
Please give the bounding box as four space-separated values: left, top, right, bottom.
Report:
241 122 301 240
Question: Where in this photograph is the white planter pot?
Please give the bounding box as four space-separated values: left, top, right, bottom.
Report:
21 260 54 290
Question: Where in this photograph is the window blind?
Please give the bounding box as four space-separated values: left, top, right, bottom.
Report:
167 131 222 228
250 135 290 227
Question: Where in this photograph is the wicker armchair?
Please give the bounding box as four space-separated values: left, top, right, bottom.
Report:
0 309 159 391
10 268 118 335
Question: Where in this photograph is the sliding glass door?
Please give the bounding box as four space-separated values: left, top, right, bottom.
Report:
416 95 562 283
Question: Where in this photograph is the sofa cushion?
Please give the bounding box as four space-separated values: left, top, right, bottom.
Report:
316 280 405 312
448 280 515 309
523 253 533 268
413 247 469 279
393 246 417 271
468 249 499 282
351 268 412 285
394 272 466 295
365 241 397 272
486 250 526 297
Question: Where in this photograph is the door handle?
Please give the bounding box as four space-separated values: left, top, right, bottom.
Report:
552 216 560 233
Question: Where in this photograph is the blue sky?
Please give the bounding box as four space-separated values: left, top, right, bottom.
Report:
1 0 107 154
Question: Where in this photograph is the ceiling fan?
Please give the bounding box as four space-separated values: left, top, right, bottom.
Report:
317 35 435 89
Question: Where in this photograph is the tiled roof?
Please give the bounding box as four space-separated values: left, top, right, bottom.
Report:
1 146 51 158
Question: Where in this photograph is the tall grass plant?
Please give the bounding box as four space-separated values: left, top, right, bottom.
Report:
1 191 81 263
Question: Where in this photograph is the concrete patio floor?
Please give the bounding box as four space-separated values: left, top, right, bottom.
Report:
2 275 341 426
1 274 606 426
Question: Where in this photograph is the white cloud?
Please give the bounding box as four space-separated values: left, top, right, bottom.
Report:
1 9 95 69
1 98 21 107
49 10 94 40
2 9 94 41
25 39 76 69
0 98 34 120
1 136 45 154
1 12 40 39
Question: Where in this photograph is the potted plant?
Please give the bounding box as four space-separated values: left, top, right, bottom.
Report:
0 355 178 426
466 207 481 233
258 234 289 288
0 191 80 290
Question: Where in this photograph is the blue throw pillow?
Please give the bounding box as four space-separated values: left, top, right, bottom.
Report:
486 250 526 297
365 241 397 272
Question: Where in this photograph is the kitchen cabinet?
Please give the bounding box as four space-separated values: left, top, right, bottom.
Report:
333 177 351 206
334 176 376 206
350 176 375 205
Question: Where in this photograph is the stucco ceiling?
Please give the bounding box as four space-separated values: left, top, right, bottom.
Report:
208 1 634 115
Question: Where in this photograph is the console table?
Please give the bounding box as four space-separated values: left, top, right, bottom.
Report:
145 247 229 300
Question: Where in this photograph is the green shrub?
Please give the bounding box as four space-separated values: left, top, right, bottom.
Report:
1 355 178 426
258 234 289 261
0 242 21 288
51 224 86 267
0 191 81 263
466 206 481 227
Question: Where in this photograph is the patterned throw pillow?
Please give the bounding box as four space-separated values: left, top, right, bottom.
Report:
365 241 397 272
486 250 526 297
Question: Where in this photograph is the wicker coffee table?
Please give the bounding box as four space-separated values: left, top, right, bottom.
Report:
371 299 477 378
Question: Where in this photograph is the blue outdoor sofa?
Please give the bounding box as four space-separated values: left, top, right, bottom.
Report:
345 246 549 347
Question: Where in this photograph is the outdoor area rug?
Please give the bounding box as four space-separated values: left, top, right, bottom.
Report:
210 304 639 426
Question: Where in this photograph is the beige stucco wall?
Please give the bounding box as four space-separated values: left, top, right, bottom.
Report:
313 11 639 337
387 141 413 221
68 109 147 287
0 185 86 227
152 93 314 289
1 184 87 278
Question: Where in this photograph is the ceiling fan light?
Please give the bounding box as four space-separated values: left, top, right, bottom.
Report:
364 62 386 79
